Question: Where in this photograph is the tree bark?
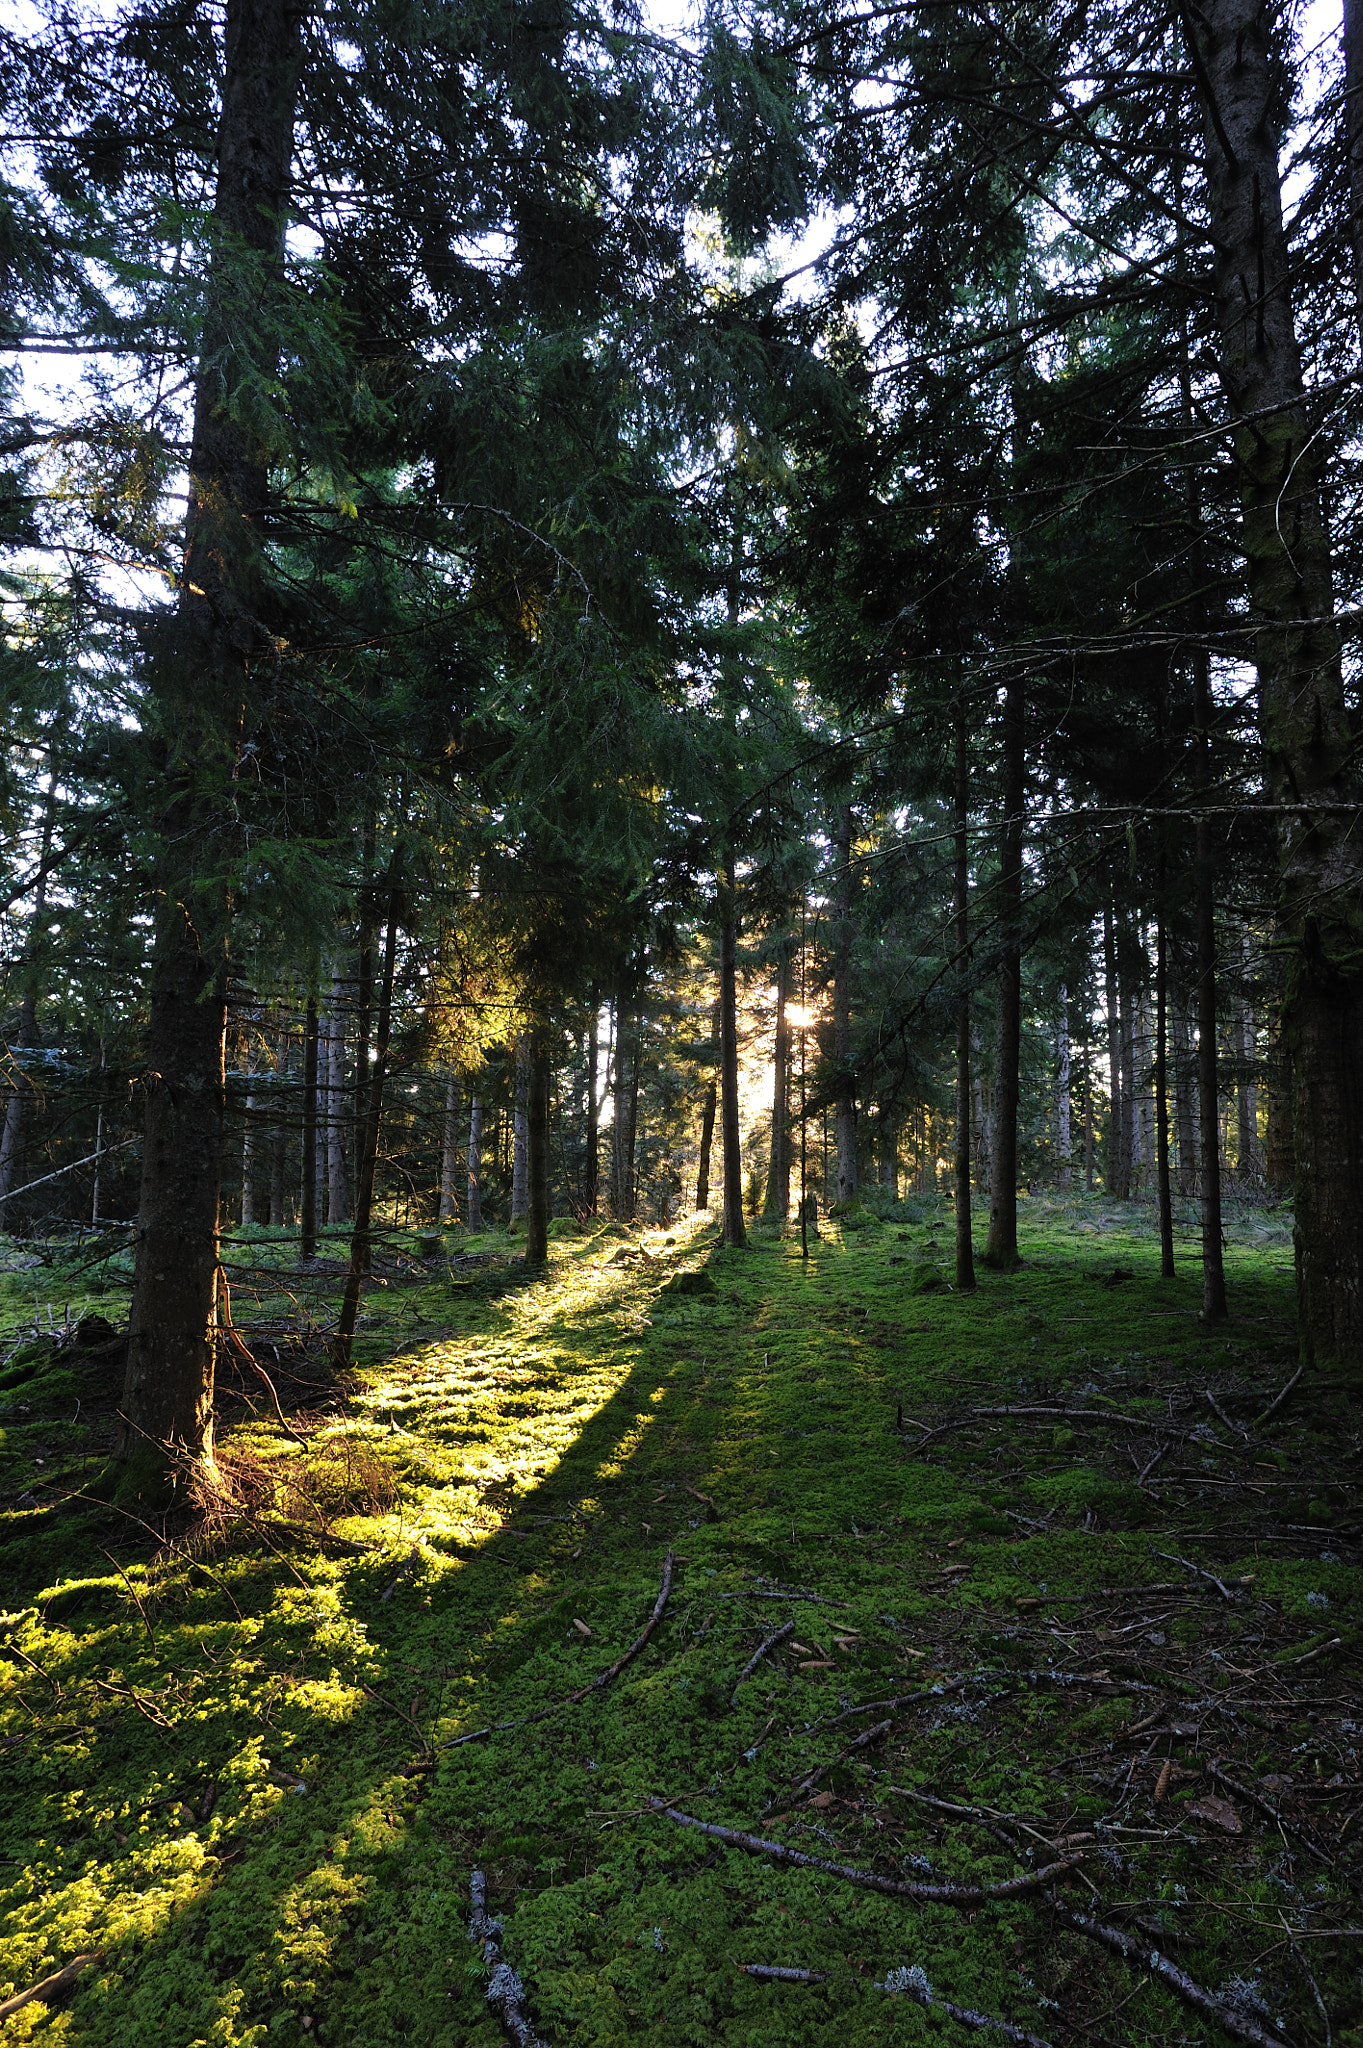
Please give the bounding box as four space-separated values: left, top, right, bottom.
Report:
1155 910 1176 1278
584 1004 600 1217
719 854 747 1248
1235 931 1260 1180
1102 906 1128 1198
466 1093 485 1230
1188 0 1363 1362
985 676 1024 1267
439 1069 462 1224
1347 0 1363 351
325 964 348 1224
510 1042 530 1226
525 1045 550 1264
953 703 976 1293
118 0 304 1500
611 994 637 1223
695 1075 717 1212
1193 649 1229 1322
1055 985 1072 1191
764 944 791 1219
334 865 400 1367
0 774 54 1233
832 805 858 1209
301 991 318 1258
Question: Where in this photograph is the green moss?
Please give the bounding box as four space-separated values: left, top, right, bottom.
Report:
0 1197 1357 2046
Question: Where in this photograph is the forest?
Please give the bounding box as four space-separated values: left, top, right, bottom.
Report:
0 0 1361 2041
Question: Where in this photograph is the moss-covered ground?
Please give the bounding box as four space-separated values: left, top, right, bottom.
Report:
2 1193 1361 2047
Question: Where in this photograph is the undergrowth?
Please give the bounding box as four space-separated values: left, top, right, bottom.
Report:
1 1192 1360 2048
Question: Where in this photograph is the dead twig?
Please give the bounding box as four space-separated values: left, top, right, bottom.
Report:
1206 1759 1333 1867
0 1952 102 2021
1205 1390 1249 1439
443 1553 675 1751
731 1620 795 1703
469 1870 550 2048
1153 1551 1234 1600
787 1718 892 1802
1254 1365 1303 1430
741 1963 826 1983
649 1804 1084 1905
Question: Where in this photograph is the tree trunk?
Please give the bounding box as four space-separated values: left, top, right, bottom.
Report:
510 1042 530 1226
1102 906 1128 1198
611 996 637 1223
1189 0 1363 1362
326 964 348 1223
695 1075 717 1212
584 1005 600 1217
1347 0 1363 351
301 991 318 1258
1082 1033 1095 1190
118 0 304 1500
241 1035 257 1228
525 1045 550 1264
985 676 1024 1267
467 1093 485 1230
832 806 858 1209
0 777 54 1233
953 703 976 1293
718 856 746 1247
1055 985 1072 1191
1155 910 1175 1278
1193 650 1229 1322
1235 931 1260 1180
1172 991 1198 1195
334 866 400 1367
764 944 791 1219
439 1070 462 1224
270 1033 289 1226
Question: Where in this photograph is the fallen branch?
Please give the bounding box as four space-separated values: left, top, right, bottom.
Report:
741 1963 826 1983
731 1620 795 1703
469 1871 549 2048
1205 1390 1249 1439
788 1717 891 1801
1153 1550 1234 1600
1206 1759 1333 1867
1254 1366 1303 1430
443 1553 674 1751
0 1952 102 2022
1047 1900 1290 2048
877 1967 1055 2048
650 1804 1083 1905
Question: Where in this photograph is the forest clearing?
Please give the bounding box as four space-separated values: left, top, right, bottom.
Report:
2 1195 1361 2047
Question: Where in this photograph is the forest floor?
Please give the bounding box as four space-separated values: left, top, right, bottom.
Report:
1 1191 1361 2048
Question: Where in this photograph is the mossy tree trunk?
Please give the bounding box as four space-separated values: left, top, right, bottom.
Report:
984 676 1023 1268
116 0 304 1503
1189 0 1363 1364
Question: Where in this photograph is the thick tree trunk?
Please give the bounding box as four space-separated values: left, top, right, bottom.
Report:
510 1043 530 1226
269 1034 289 1226
301 991 318 1258
325 965 348 1224
1155 911 1175 1278
334 869 399 1367
695 1075 717 1212
611 996 637 1223
719 855 747 1248
832 806 858 1208
240 1037 257 1228
584 1006 600 1216
1172 992 1198 1195
1055 986 1072 1191
0 780 53 1233
953 705 976 1293
1190 0 1363 1363
764 945 791 1219
439 1070 462 1223
1193 651 1229 1322
467 1093 485 1230
1082 1035 1095 1190
985 676 1024 1267
1235 933 1260 1180
1347 0 1363 350
525 1046 550 1265
1102 906 1128 1198
118 0 304 1499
